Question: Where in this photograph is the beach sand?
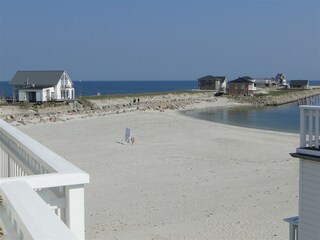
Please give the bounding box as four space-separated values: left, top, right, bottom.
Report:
18 98 299 240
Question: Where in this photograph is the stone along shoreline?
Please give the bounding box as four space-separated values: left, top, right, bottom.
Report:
1 88 320 126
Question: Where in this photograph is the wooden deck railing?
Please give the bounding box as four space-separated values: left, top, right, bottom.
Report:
0 120 89 239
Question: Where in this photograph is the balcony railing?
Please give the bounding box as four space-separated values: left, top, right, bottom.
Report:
0 119 89 239
296 105 320 157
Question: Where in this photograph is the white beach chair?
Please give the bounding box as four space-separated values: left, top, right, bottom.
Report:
123 128 131 144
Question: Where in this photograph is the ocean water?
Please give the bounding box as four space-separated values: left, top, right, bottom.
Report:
73 80 198 96
0 80 198 98
183 102 301 133
0 80 319 97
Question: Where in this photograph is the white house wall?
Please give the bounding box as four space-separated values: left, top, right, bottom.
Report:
298 159 320 239
18 91 27 102
248 84 256 91
18 87 55 102
42 87 55 101
58 72 75 99
36 91 42 102
55 81 62 99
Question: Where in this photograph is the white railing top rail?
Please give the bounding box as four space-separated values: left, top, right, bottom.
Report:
0 172 88 189
0 180 77 240
299 105 320 110
0 119 87 175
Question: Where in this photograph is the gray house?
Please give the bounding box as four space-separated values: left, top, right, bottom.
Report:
290 80 309 89
10 70 75 102
198 75 227 91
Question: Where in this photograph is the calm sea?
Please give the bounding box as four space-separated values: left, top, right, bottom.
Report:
0 80 198 97
183 102 301 133
0 80 319 97
73 80 198 96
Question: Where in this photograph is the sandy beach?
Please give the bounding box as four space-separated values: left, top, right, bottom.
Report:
17 97 299 240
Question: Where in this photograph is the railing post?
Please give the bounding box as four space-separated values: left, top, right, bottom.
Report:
65 184 85 240
316 109 319 148
300 107 306 148
308 110 313 147
289 223 294 240
289 223 299 240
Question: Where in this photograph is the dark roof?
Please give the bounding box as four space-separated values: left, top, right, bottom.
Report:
290 80 309 86
276 73 285 79
198 75 226 82
229 76 254 84
10 70 65 86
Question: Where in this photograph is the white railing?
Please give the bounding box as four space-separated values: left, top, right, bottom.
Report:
298 94 320 106
297 105 320 157
0 119 89 239
0 181 77 240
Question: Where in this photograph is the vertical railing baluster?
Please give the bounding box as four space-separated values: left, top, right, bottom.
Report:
316 109 320 148
300 106 306 148
1 148 2 178
8 157 10 177
289 223 294 240
309 110 313 147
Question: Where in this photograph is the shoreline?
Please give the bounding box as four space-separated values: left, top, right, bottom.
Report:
232 88 320 106
0 88 319 127
0 92 245 126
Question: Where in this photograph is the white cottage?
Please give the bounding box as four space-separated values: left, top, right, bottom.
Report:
10 70 75 102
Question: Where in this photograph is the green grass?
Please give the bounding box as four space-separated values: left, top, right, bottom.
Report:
267 89 307 96
81 90 203 100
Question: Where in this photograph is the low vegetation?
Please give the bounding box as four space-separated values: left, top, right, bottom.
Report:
81 90 202 100
266 88 306 96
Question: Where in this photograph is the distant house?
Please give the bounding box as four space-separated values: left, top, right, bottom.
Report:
10 70 75 102
290 80 309 89
228 76 256 96
253 78 273 87
198 76 227 91
276 73 286 85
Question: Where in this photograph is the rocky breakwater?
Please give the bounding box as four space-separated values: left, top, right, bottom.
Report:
88 91 218 113
230 88 320 106
2 91 218 126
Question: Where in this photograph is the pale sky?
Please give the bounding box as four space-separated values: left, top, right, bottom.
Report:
0 0 319 81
